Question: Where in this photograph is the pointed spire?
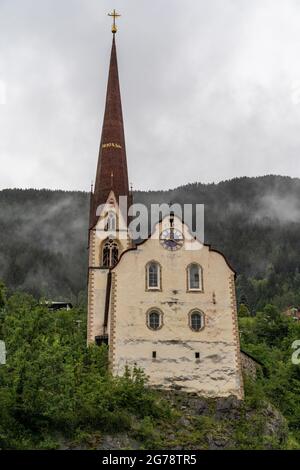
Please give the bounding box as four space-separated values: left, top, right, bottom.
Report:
91 33 129 227
89 181 94 229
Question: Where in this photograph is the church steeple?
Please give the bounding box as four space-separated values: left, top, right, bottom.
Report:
90 18 129 228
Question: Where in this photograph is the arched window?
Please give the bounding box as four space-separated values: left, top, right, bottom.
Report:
146 262 161 290
102 243 110 267
102 239 119 268
147 309 163 331
187 263 203 291
105 212 116 231
111 244 119 266
189 310 205 332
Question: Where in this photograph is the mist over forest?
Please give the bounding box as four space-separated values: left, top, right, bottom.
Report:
0 175 299 311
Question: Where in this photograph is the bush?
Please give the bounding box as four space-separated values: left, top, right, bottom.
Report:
0 289 172 449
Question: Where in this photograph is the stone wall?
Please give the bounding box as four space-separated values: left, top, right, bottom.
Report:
241 351 262 379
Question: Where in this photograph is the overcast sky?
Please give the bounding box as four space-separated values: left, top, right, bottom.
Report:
1 0 300 191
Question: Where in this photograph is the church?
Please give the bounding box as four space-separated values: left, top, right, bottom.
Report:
87 12 244 399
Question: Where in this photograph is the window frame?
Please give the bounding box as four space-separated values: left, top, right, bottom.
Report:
145 261 162 291
187 263 204 292
101 238 119 268
146 308 164 331
104 211 117 232
188 309 205 332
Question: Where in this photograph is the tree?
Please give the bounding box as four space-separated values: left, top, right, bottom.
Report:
253 304 290 347
238 304 251 317
0 281 7 309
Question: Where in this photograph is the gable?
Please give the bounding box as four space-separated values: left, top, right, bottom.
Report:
112 215 235 275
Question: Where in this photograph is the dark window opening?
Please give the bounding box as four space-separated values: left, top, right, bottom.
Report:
152 351 157 359
112 245 119 265
195 352 200 359
102 246 110 267
95 334 109 346
102 239 119 268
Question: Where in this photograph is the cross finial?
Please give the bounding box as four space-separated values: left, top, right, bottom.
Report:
108 9 121 34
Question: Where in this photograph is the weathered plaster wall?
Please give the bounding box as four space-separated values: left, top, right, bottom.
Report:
87 191 130 343
110 217 244 399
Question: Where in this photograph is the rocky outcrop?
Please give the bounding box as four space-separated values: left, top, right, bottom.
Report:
61 391 288 450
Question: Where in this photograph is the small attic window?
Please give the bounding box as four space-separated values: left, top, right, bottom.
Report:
105 212 116 231
169 211 174 227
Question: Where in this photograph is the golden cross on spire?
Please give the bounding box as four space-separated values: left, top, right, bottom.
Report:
108 9 121 34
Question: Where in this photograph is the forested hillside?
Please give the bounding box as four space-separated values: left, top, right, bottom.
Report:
0 175 300 311
0 287 295 450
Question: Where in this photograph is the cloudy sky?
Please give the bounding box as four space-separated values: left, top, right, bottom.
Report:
1 0 300 191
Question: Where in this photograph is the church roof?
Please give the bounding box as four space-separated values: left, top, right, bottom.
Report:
90 33 129 228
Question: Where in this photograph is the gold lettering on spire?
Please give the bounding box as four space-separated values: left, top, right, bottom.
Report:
102 142 122 149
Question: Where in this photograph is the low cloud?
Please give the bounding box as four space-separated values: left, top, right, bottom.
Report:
0 0 300 192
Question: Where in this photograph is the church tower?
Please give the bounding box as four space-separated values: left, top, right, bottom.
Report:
87 11 131 345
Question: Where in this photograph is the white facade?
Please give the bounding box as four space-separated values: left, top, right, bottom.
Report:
88 210 244 399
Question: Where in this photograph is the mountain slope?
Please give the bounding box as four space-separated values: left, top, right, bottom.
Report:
0 175 299 306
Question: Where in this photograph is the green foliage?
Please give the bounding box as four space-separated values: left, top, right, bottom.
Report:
0 285 293 450
1 177 300 449
253 304 290 347
238 304 251 317
236 270 300 314
243 375 266 409
240 306 300 445
0 289 170 449
134 416 160 449
0 281 7 309
233 414 268 450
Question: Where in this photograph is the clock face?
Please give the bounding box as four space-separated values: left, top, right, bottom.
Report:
160 228 184 251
